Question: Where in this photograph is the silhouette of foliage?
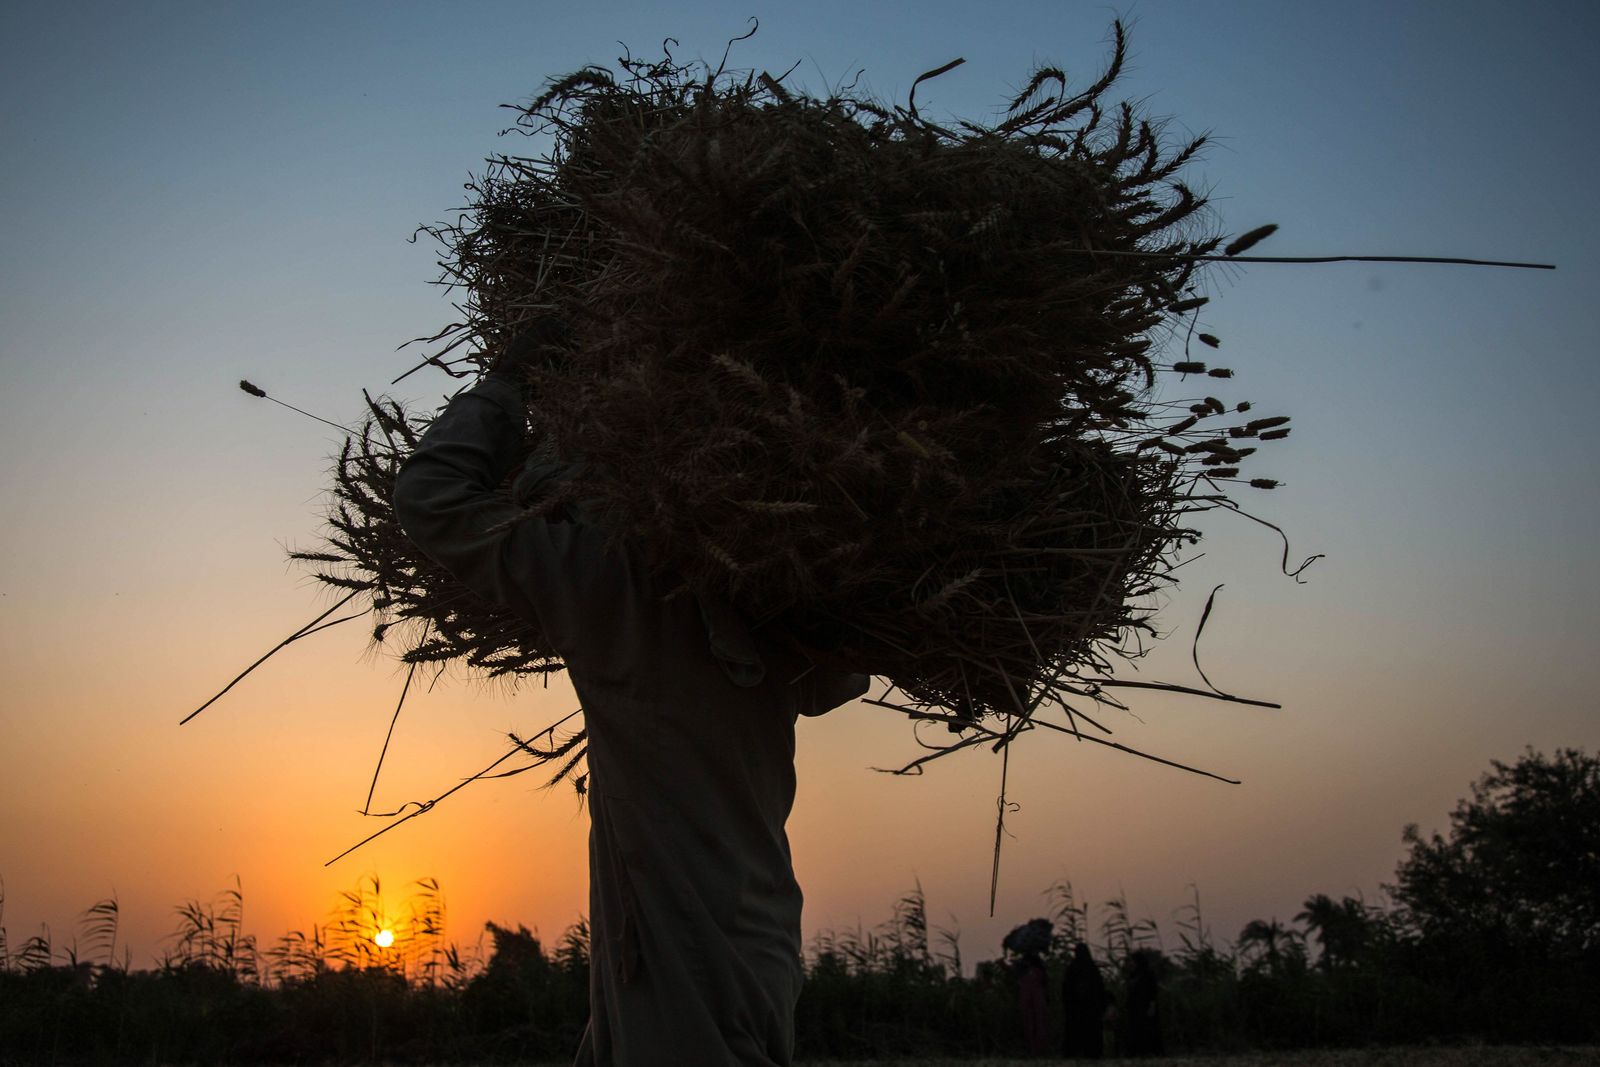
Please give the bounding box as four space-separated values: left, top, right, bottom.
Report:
1391 746 1600 964
5 750 1600 1063
1295 893 1374 970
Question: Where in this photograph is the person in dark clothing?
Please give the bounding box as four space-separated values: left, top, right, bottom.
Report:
1061 941 1107 1059
1122 950 1164 1057
1014 950 1049 1055
1000 918 1052 1056
392 330 868 1065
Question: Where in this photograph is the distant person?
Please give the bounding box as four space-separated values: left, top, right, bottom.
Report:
393 325 868 1065
1122 950 1164 1057
1061 941 1107 1059
1015 949 1049 1055
1001 918 1053 1056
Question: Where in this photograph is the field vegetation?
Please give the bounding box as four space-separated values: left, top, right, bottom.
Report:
2 750 1594 1063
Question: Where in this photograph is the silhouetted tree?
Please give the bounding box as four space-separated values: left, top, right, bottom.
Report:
1391 747 1600 965
1238 918 1304 976
1295 894 1370 969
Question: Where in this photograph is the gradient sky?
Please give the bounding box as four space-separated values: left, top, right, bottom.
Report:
2 0 1596 972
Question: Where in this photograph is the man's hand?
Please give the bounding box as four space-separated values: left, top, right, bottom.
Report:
491 316 570 378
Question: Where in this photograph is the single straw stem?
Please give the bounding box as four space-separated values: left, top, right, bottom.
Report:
324 748 521 867
989 738 1011 918
360 620 428 812
180 589 368 724
238 380 356 434
327 708 585 866
1083 250 1555 270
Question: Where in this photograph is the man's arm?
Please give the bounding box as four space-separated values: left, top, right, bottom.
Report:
391 371 605 651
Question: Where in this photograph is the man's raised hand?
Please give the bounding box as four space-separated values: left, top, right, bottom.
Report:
491 316 571 379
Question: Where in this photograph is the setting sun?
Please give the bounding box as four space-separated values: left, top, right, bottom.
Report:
373 929 394 949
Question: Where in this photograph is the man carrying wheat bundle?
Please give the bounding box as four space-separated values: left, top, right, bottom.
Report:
367 22 1300 1065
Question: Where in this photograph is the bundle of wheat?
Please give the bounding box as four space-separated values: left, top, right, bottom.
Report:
300 22 1291 740
294 400 564 679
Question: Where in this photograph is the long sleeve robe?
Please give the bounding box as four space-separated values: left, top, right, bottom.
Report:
391 373 867 1066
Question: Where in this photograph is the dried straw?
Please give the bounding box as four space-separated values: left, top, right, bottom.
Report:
300 22 1296 747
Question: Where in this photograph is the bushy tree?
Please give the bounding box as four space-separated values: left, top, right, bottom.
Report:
1237 918 1305 976
1390 747 1600 963
1294 894 1373 969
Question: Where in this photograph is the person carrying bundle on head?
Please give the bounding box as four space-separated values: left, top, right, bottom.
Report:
391 322 868 1067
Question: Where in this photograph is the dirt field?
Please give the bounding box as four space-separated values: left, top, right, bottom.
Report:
490 1048 1600 1067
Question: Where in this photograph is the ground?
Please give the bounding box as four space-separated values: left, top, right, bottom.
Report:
787 1051 1600 1067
